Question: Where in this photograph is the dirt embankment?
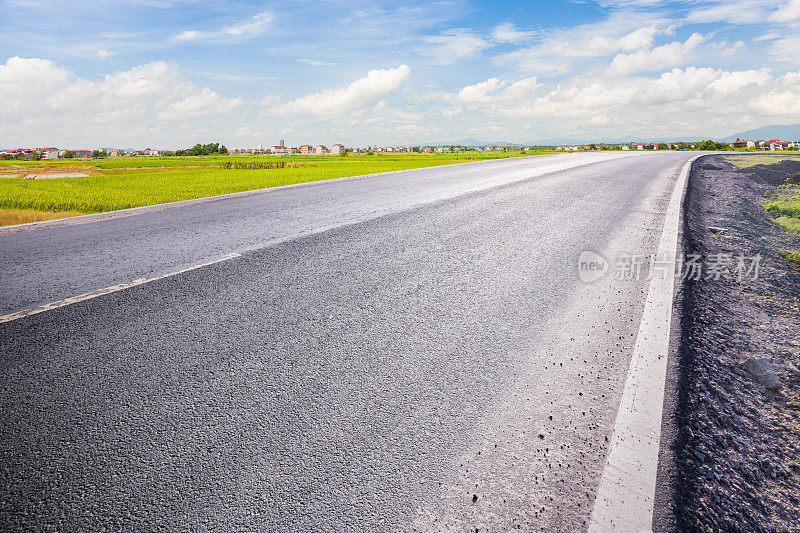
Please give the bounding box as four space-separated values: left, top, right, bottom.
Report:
674 156 800 531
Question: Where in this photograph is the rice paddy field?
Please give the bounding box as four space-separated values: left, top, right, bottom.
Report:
0 151 558 226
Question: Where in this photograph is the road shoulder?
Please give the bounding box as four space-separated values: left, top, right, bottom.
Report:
669 155 800 530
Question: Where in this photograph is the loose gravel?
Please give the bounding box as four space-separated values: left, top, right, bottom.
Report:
674 155 800 531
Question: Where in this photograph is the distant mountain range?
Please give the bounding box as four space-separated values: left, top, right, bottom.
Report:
424 136 706 147
424 138 521 147
720 124 800 142
422 125 799 147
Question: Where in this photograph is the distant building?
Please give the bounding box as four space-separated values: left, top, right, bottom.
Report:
330 143 345 154
272 145 288 155
770 141 790 151
732 138 748 149
42 148 59 159
299 145 313 154
314 145 327 155
621 145 631 151
60 149 92 158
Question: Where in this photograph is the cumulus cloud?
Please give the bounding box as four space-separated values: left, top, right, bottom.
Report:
264 64 411 116
440 66 800 137
0 57 243 146
496 17 677 73
608 33 706 75
159 87 242 119
446 76 540 103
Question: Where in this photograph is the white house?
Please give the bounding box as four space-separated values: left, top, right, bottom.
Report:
330 143 345 154
314 145 327 155
42 148 59 159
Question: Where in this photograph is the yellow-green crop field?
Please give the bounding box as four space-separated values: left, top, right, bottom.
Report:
0 151 558 226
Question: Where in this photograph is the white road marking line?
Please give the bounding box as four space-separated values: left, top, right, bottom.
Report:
589 156 701 532
0 253 242 324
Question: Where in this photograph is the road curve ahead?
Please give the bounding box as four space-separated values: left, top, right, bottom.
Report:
1 152 695 530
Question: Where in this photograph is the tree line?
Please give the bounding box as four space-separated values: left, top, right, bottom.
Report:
162 143 228 156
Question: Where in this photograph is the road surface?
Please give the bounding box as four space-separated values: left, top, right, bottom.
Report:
0 151 695 530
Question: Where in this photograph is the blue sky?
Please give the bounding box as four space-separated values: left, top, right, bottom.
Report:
1 0 799 148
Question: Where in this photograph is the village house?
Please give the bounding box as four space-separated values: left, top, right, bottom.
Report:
731 138 748 149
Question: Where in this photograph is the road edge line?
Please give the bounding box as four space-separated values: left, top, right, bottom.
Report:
0 253 241 325
588 155 703 532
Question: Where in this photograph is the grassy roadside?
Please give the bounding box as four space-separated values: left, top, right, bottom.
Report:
0 151 558 226
724 154 800 168
726 154 800 267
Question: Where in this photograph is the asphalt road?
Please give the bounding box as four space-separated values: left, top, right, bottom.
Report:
0 152 695 530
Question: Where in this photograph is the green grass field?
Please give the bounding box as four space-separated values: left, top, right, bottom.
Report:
764 188 800 233
0 151 558 225
724 154 800 168
723 154 800 266
761 177 800 268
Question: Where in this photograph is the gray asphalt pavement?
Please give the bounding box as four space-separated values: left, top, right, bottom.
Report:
0 152 694 530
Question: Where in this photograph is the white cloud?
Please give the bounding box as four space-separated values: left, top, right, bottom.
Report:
496 17 677 73
770 34 800 64
174 12 272 42
96 49 115 59
299 58 339 67
686 1 765 24
0 57 244 146
769 0 800 22
445 76 540 103
224 12 272 36
418 29 490 64
450 77 506 103
491 22 537 43
175 30 199 42
439 65 800 138
608 33 706 75
158 87 242 119
265 65 411 116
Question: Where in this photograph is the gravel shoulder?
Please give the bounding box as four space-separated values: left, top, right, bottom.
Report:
673 155 800 531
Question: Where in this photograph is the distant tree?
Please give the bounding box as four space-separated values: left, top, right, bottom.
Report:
697 139 730 151
0 153 12 160
92 150 108 158
412 146 421 153
339 150 348 157
171 142 228 156
589 144 597 150
366 150 375 156
62 151 75 159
